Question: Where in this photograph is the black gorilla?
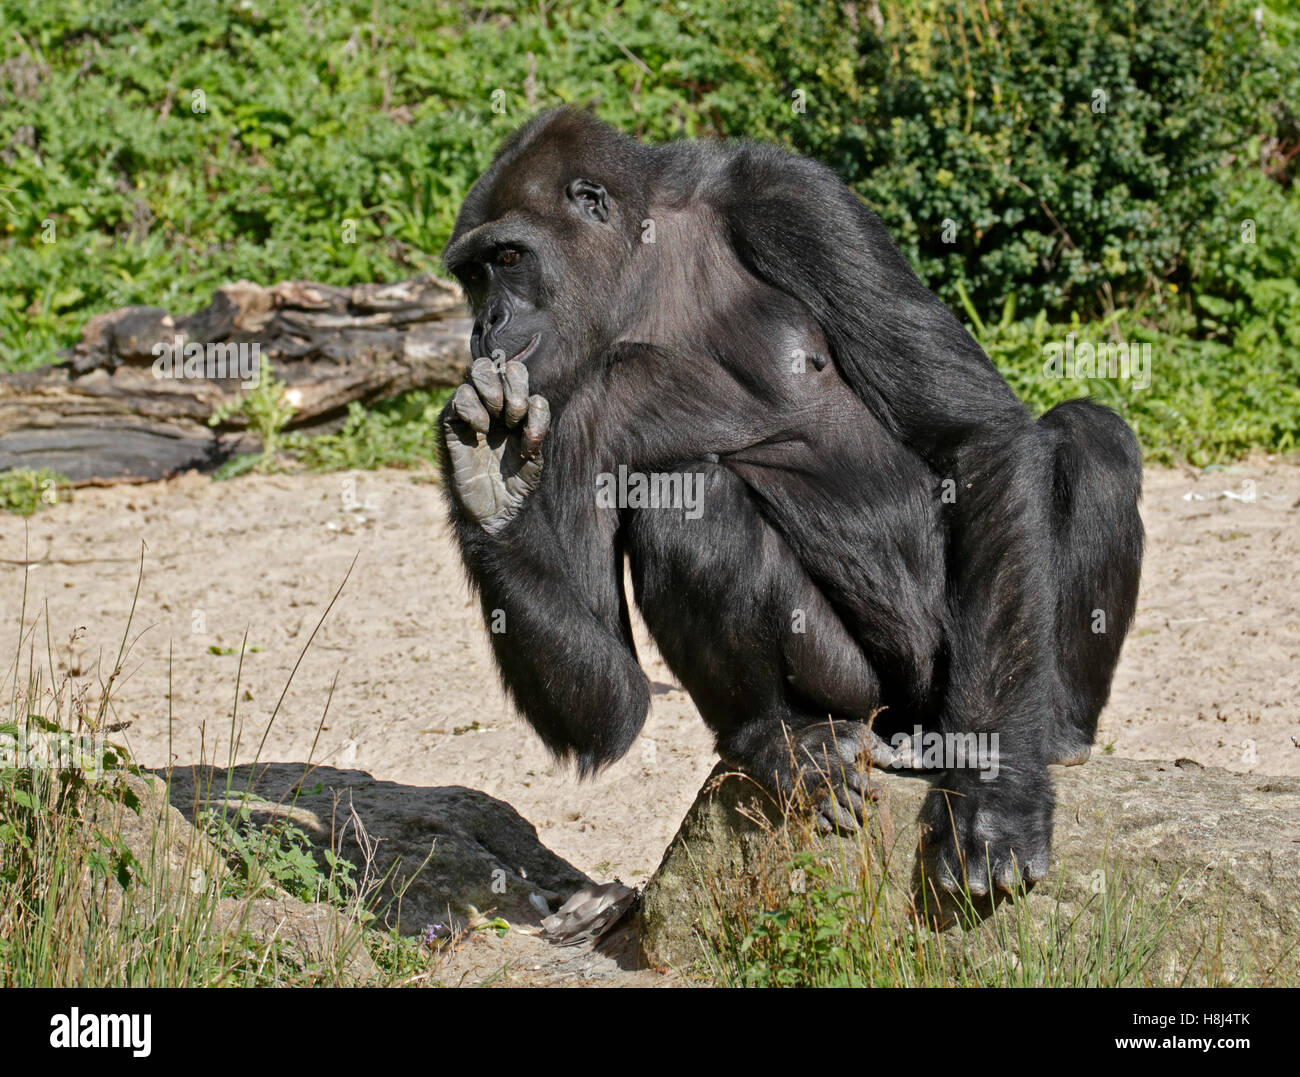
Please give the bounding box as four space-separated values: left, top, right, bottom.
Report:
438 108 1143 895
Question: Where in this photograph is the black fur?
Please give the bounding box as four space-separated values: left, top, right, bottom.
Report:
438 109 1144 894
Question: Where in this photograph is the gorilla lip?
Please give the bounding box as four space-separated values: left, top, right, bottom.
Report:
508 334 540 364
471 334 539 365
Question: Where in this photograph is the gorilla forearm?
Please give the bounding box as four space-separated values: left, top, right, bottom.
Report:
448 504 650 772
439 371 650 772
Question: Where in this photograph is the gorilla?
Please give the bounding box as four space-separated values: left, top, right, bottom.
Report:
437 108 1143 896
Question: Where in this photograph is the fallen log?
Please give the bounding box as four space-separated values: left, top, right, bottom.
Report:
0 276 473 482
639 758 1300 983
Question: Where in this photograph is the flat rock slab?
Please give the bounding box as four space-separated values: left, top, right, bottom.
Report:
640 757 1300 981
162 763 591 935
108 774 376 982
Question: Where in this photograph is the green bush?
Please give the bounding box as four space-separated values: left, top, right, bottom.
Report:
1 0 1296 463
835 0 1299 320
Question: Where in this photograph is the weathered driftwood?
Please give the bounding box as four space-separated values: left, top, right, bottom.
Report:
0 276 473 482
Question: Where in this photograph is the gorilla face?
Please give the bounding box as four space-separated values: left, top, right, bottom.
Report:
442 112 651 396
446 238 550 368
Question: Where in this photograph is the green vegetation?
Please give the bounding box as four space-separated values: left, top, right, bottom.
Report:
700 829 1289 988
0 552 441 986
280 389 453 473
212 379 453 480
712 853 1173 987
0 467 69 515
207 355 299 473
1 0 1296 468
200 797 364 908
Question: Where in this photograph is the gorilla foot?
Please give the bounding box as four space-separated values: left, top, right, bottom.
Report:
921 786 1052 897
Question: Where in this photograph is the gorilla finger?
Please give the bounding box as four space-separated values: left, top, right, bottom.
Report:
829 782 867 819
502 360 529 426
521 395 550 459
963 862 991 897
934 861 963 895
843 766 879 802
1023 850 1050 882
452 383 491 433
994 858 1023 894
861 729 901 769
818 795 861 832
470 358 504 417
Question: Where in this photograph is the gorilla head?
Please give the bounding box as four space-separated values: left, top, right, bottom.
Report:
443 112 655 391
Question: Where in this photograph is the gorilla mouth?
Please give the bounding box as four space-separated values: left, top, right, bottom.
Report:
509 334 540 364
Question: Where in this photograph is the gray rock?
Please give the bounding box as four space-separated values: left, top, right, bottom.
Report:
97 775 376 982
209 895 377 983
113 773 230 898
162 764 592 935
640 758 1300 982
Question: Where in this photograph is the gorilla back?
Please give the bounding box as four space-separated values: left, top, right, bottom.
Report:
437 108 1143 897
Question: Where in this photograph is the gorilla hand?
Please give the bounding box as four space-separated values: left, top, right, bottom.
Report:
799 722 901 833
442 358 550 535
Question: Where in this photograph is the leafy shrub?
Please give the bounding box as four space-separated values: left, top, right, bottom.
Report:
835 0 1300 320
2 0 1296 462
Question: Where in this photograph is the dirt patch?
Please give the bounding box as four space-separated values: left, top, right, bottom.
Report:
1100 460 1300 775
3 457 1297 897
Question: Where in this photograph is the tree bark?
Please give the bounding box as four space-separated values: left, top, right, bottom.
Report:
0 276 472 482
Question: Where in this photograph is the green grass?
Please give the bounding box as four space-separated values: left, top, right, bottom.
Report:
710 852 1178 987
0 539 443 986
699 813 1294 988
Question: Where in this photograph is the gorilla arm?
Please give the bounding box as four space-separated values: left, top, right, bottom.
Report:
439 328 835 776
440 357 649 774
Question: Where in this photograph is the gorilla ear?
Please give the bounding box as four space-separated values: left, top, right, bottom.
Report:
566 178 609 223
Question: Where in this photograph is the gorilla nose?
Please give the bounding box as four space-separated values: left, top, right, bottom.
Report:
471 307 510 361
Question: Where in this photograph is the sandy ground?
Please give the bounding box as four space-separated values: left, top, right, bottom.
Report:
2 458 1298 896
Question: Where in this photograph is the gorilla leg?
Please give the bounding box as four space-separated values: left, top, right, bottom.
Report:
1039 398 1144 764
925 425 1062 893
625 462 898 830
926 402 1142 893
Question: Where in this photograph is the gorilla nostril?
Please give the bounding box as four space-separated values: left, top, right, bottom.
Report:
484 301 509 331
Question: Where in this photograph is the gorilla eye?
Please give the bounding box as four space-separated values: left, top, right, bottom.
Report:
497 248 521 268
